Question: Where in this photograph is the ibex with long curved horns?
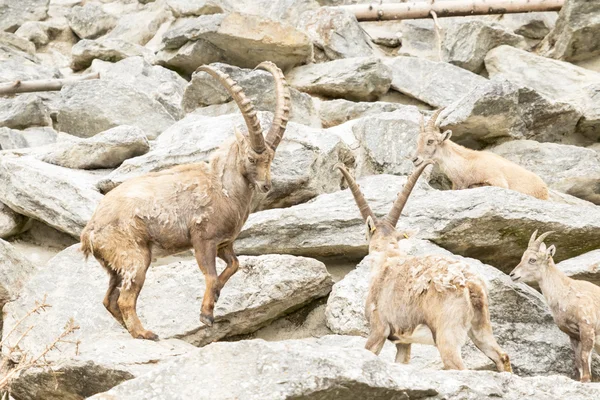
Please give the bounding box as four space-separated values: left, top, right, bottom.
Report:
412 109 549 200
337 164 512 372
510 231 600 382
80 62 291 340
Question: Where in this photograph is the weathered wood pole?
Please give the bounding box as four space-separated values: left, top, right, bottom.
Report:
0 72 100 95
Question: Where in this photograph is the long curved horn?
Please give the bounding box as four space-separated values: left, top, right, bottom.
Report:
385 160 434 227
527 229 539 249
336 164 375 222
256 61 290 150
197 65 266 153
427 108 445 131
532 231 554 250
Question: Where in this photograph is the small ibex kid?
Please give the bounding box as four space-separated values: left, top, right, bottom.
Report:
412 109 549 200
337 163 512 372
510 230 600 382
81 62 290 340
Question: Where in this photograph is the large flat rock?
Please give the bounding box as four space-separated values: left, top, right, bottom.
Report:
3 246 332 398
556 250 600 286
235 174 600 271
325 238 599 378
97 112 352 211
0 0 49 33
0 155 103 237
384 56 487 108
0 202 29 239
90 338 600 400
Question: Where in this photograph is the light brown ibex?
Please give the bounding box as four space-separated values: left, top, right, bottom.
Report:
80 62 291 340
337 163 512 371
412 109 549 200
510 230 600 382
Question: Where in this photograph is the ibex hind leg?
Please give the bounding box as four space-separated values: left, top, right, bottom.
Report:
365 311 389 356
100 263 125 328
117 249 158 341
436 332 466 370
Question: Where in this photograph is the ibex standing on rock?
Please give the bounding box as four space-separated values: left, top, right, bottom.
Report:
510 231 600 382
81 62 291 340
337 163 512 372
412 109 549 200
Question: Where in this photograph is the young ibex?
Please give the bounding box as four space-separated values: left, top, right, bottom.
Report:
337 163 512 371
510 231 600 382
80 62 291 340
412 109 549 200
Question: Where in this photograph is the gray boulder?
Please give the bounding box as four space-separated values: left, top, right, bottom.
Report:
0 31 36 54
15 126 151 169
318 99 411 128
0 0 49 33
182 63 320 127
235 174 600 272
490 140 600 203
297 7 377 61
2 245 331 398
160 12 312 71
0 126 57 149
0 202 29 239
556 250 600 286
0 238 36 311
155 38 223 76
385 56 487 107
220 0 319 25
97 112 352 211
0 94 52 130
67 2 117 40
325 238 599 377
0 44 60 82
495 12 558 39
91 57 187 120
538 0 600 62
443 20 524 73
165 0 224 17
90 337 600 400
287 57 392 101
569 82 600 142
105 2 171 46
70 38 155 71
56 79 175 139
397 19 439 60
0 155 103 237
440 79 581 147
485 45 600 100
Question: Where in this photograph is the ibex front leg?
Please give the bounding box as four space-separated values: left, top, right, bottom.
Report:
193 238 218 327
217 243 240 300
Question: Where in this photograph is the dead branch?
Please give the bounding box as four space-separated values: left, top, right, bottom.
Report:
339 0 564 21
0 72 100 96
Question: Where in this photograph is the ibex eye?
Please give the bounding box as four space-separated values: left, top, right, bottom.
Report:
427 140 434 145
248 157 256 164
529 258 536 264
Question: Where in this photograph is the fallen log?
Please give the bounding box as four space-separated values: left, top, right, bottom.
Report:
0 72 100 95
339 0 564 21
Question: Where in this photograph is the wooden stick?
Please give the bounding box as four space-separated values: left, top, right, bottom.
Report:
339 0 564 21
0 72 100 95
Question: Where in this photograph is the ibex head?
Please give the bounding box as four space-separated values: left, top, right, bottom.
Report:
413 109 452 167
509 230 556 283
336 161 433 251
198 61 291 193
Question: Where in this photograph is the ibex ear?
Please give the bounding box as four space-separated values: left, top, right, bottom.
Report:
539 242 547 253
442 130 452 142
234 127 246 145
546 245 556 258
365 216 376 240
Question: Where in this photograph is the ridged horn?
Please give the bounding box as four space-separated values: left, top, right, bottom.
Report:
527 229 539 249
427 108 445 132
531 230 554 250
256 61 290 150
197 65 266 153
385 160 434 227
336 164 375 223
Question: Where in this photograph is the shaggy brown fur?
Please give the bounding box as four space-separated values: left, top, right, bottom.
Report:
337 162 511 372
511 231 600 382
81 62 291 340
413 109 549 200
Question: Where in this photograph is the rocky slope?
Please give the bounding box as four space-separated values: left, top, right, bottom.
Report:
1 0 600 399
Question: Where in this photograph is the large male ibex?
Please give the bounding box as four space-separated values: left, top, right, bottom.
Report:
337 163 512 371
412 109 549 200
81 62 290 340
510 231 600 382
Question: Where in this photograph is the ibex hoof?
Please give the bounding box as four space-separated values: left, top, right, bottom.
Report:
135 330 159 341
581 375 591 383
200 313 214 327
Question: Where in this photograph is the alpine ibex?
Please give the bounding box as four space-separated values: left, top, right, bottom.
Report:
337 163 512 371
80 62 291 340
510 231 600 382
412 109 549 200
